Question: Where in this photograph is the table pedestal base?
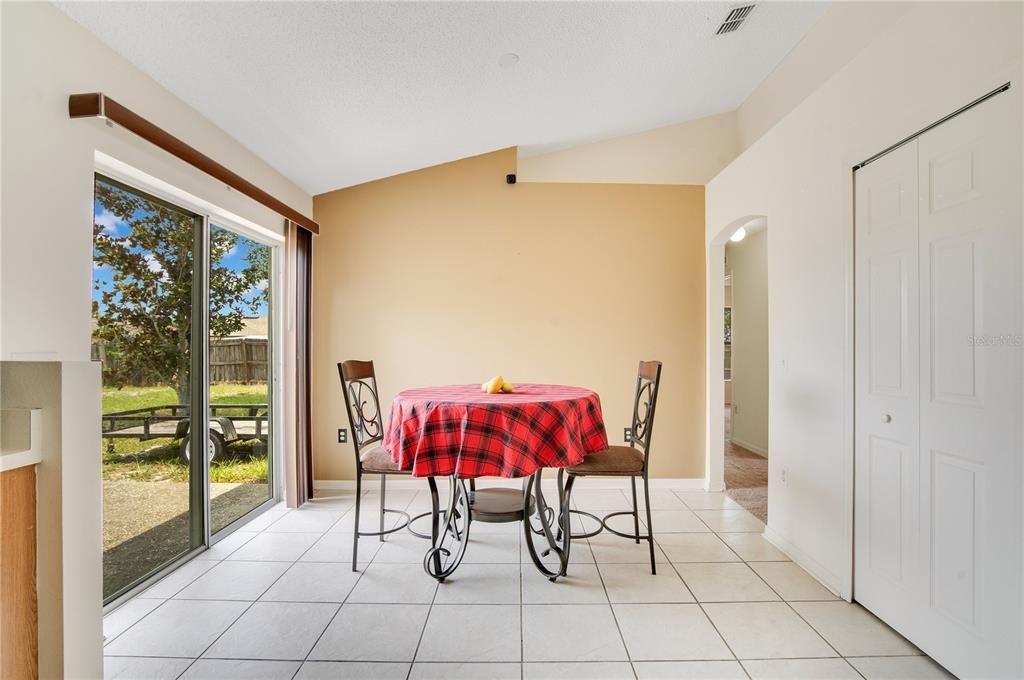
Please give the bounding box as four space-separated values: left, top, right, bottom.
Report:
422 471 571 582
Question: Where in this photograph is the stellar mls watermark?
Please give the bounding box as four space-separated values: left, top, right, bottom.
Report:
967 334 1023 346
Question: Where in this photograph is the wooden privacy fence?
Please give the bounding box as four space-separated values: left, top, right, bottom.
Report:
92 336 268 384
209 337 268 383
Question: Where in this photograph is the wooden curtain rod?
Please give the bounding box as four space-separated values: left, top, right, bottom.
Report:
69 93 319 234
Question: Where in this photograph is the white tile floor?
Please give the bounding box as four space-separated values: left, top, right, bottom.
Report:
103 486 954 680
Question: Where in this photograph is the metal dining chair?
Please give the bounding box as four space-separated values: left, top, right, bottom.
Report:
562 360 663 574
337 360 418 571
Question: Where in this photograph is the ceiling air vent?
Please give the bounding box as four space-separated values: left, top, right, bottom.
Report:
716 4 756 35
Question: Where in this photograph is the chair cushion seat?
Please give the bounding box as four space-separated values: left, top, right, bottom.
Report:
359 445 403 473
568 445 644 475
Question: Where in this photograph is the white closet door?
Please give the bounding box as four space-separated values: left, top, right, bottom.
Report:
916 91 1021 678
855 90 1022 679
854 140 922 635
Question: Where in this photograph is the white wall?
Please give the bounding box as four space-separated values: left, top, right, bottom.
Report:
0 4 314 674
0 2 312 362
515 4 912 185
735 3 914 149
2 361 102 680
726 228 768 455
517 111 740 185
706 1 1023 597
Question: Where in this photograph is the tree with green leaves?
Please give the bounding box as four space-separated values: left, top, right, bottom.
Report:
92 178 269 403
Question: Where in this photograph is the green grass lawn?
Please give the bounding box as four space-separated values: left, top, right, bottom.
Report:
103 383 270 483
103 383 269 412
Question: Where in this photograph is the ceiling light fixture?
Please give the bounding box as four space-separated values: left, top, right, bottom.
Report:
499 53 519 69
729 226 747 243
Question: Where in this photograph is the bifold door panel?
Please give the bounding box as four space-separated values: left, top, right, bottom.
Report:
854 91 1022 679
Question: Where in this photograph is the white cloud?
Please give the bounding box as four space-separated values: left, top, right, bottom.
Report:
243 280 269 300
95 207 125 235
144 254 168 280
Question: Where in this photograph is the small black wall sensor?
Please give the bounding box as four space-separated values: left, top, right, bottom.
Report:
506 173 517 185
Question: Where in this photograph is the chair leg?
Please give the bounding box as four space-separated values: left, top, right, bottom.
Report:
379 474 387 542
352 472 362 572
562 473 577 576
630 475 641 544
427 476 441 576
642 474 656 575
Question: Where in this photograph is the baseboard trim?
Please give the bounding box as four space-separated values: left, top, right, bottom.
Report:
730 436 768 457
762 525 844 600
313 477 707 491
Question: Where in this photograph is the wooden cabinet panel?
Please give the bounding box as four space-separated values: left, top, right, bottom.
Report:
1 465 38 680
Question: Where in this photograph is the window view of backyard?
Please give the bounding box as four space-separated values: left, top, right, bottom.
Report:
93 176 274 601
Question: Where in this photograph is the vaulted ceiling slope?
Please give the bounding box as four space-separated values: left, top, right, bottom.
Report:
57 2 828 195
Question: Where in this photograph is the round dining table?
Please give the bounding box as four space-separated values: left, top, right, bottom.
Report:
383 383 608 581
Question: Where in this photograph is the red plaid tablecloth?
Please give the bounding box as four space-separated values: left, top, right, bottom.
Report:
383 384 609 479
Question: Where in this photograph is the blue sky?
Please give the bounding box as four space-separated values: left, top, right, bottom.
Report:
93 198 269 317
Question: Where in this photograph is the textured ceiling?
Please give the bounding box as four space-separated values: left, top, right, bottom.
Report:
57 2 829 195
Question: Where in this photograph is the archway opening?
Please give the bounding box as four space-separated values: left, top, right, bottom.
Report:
722 218 769 521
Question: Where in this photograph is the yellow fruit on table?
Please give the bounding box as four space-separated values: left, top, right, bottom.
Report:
500 383 514 393
483 375 504 394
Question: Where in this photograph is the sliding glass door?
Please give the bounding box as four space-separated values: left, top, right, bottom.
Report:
208 224 274 534
94 175 204 602
94 174 278 604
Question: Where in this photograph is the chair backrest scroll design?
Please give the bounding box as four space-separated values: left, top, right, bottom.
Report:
631 360 663 470
337 361 384 463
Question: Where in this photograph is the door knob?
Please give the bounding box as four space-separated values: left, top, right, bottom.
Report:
881 414 892 423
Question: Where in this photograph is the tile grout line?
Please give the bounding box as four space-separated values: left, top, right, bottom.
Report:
406 554 441 676
101 529 262 649
103 652 931 663
590 544 638 679
782 599 857 667
663 553 748 677
274 502 370 680
106 491 353 676
300 487 421 677
101 491 463 650
706 519 856 676
667 491 748 678
171 558 305 679
105 487 927 677
100 592 852 608
180 506 345 679
715 536 837 678
519 519 525 680
383 486 436 678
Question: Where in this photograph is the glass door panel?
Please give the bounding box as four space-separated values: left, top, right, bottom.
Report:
208 224 274 535
93 175 203 602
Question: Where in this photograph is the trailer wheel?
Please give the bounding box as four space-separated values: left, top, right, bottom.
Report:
179 430 225 465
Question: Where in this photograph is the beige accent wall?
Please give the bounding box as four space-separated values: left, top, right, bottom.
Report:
517 111 740 186
725 229 768 455
312 148 706 481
